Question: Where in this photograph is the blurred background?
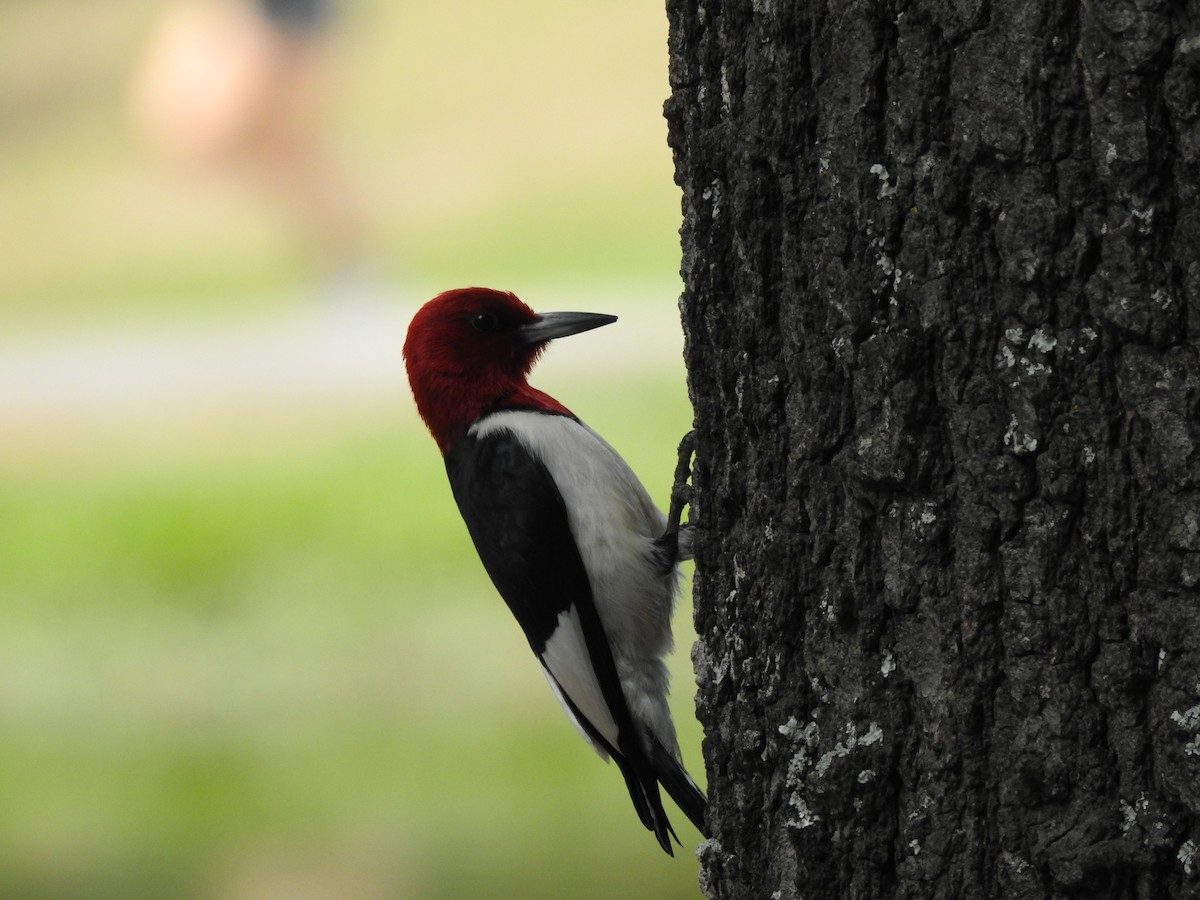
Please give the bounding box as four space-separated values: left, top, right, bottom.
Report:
0 1 701 897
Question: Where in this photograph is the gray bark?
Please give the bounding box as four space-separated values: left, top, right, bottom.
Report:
665 1 1200 897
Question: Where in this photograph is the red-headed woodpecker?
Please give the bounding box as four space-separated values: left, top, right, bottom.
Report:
403 287 707 854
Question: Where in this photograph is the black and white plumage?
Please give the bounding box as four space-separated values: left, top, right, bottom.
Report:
403 287 707 853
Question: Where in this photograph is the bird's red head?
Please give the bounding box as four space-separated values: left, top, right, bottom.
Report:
404 287 616 451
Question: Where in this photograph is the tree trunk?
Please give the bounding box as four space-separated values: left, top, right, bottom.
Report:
665 1 1200 897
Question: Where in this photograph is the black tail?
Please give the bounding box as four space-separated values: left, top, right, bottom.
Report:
617 761 678 855
650 737 709 839
614 739 709 856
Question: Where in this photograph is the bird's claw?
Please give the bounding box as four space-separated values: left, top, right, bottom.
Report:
658 430 696 566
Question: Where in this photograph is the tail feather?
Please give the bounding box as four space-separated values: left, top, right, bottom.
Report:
617 760 677 855
614 738 709 854
542 664 693 854
650 737 709 839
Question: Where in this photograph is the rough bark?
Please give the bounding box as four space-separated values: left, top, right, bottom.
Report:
665 1 1200 897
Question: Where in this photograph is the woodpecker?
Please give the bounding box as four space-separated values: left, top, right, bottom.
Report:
403 287 707 854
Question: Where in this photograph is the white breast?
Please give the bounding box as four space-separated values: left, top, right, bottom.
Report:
471 410 682 754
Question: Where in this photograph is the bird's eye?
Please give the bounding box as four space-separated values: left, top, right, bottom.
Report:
470 312 501 334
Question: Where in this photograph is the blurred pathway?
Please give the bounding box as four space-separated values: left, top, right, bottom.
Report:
0 285 683 426
0 302 410 421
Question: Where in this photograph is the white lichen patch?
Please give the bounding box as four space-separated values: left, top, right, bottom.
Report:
782 720 886 828
1029 327 1057 353
1152 288 1173 309
908 795 933 820
1000 851 1031 874
706 615 738 686
733 553 748 588
998 325 1057 380
779 715 805 741
880 650 896 678
1171 697 1200 756
810 677 830 705
860 723 884 746
702 179 723 218
870 163 897 199
1023 357 1051 378
782 720 823 830
787 795 820 829
1120 794 1150 833
818 593 835 624
1121 800 1137 833
1170 704 1200 731
1004 416 1039 455
814 722 884 777
1180 839 1198 876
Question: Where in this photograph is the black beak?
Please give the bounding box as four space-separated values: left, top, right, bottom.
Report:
517 311 618 345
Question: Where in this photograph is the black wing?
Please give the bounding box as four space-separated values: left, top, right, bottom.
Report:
444 420 681 852
445 423 589 654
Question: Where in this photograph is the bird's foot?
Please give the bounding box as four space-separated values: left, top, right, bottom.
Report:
656 430 696 566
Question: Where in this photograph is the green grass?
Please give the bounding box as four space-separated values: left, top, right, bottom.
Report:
0 373 703 898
